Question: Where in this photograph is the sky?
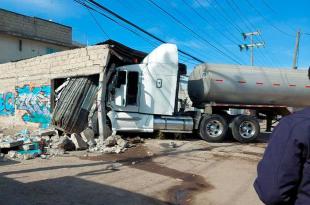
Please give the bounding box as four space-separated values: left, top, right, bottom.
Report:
1 0 310 71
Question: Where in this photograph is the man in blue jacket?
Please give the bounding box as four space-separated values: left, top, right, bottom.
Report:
254 108 310 204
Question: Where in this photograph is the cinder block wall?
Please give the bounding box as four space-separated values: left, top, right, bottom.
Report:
0 45 110 132
0 9 72 45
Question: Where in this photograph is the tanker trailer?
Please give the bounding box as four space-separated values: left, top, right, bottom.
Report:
188 63 310 142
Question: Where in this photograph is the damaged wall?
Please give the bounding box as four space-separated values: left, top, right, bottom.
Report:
0 45 110 132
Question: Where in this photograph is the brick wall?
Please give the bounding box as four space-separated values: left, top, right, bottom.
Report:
0 45 110 132
0 9 72 46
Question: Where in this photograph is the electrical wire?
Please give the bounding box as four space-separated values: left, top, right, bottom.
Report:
243 0 295 37
118 0 211 61
86 6 110 39
146 0 242 64
226 0 280 67
83 0 204 63
206 0 243 34
75 0 160 48
162 0 243 63
181 0 239 45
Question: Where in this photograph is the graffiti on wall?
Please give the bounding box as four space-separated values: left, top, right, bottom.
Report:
15 85 51 129
0 92 15 116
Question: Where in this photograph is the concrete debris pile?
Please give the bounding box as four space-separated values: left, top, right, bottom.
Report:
0 127 144 161
0 129 44 160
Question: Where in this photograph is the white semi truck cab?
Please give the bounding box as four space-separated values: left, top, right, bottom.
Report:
107 44 194 134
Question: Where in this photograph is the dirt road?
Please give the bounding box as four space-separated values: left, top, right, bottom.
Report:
0 137 267 205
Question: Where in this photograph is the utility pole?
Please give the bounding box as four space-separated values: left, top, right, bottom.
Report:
239 31 264 66
292 29 301 69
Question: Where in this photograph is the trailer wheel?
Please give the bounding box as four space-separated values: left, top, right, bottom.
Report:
231 115 260 143
199 114 228 142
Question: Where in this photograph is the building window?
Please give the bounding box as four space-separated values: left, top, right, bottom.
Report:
19 40 22 51
46 48 58 54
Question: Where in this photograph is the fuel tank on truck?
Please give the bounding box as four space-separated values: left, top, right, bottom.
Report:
188 63 310 108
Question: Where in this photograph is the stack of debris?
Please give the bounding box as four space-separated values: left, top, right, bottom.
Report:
0 127 144 161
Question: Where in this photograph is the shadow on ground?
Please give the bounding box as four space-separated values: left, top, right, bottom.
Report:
0 175 172 205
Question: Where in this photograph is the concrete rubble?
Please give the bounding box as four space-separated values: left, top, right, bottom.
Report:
0 127 144 161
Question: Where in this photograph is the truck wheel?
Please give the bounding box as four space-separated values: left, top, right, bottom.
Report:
231 115 260 143
199 114 228 142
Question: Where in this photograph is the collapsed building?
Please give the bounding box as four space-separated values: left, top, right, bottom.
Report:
0 40 147 135
0 40 149 159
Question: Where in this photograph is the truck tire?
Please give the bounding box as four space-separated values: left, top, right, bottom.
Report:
199 114 228 142
231 115 260 143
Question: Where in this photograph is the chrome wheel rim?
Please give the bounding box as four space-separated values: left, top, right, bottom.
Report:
239 121 256 139
206 120 223 138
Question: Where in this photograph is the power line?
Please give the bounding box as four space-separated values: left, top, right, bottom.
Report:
81 0 201 67
82 0 204 63
74 0 159 48
209 0 243 34
260 0 296 34
226 0 279 67
261 0 277 14
146 0 242 64
164 0 244 63
181 0 239 45
243 0 295 37
86 6 110 39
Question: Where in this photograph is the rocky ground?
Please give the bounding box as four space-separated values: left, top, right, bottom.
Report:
0 131 269 205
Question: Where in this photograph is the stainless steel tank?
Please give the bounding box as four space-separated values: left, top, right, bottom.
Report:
188 63 310 108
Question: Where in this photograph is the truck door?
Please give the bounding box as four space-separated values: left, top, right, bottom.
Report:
114 70 140 110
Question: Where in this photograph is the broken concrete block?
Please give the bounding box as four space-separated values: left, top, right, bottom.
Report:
80 128 96 147
7 150 17 158
23 153 38 160
103 146 116 154
51 135 60 142
116 138 128 150
104 136 117 147
52 135 75 151
71 133 88 150
115 146 123 154
41 136 51 143
39 129 57 136
0 140 23 148
22 144 35 151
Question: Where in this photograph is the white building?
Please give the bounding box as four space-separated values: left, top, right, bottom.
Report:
0 9 77 63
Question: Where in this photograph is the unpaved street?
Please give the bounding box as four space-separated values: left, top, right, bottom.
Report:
0 137 267 205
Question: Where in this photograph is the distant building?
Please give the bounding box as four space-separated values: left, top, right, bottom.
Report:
0 8 78 63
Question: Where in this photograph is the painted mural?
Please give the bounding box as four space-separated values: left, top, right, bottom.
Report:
0 92 15 116
15 85 51 129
